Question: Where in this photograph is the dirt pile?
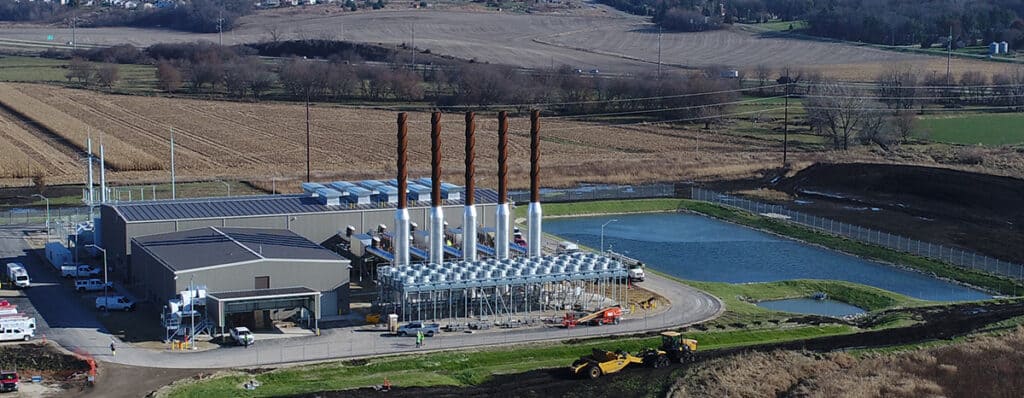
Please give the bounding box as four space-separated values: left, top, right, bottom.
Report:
767 162 1024 263
0 343 90 374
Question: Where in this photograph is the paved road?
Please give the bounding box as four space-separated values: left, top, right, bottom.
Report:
0 226 722 369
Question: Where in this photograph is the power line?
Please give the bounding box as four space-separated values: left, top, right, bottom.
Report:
546 96 788 120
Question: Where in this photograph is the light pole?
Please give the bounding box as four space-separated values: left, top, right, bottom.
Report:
216 180 231 197
32 194 49 242
190 274 196 350
600 219 618 253
87 244 108 313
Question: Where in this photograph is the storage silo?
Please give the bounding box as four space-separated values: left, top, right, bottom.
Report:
990 42 1001 55
1000 41 1010 54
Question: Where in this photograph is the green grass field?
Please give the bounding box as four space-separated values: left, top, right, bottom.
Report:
749 20 809 32
917 113 1024 146
163 323 853 398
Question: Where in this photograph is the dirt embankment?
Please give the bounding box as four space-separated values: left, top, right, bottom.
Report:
714 162 1024 264
283 300 1024 398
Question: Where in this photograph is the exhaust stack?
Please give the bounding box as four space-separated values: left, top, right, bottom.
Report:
394 113 411 267
429 112 444 266
87 136 95 206
495 111 510 260
462 112 478 262
527 110 542 258
99 143 107 203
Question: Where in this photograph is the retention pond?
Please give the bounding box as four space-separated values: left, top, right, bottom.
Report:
544 213 990 304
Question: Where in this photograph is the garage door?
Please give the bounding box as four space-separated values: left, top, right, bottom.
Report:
321 289 338 316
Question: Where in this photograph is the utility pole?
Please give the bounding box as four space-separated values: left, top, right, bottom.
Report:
783 85 789 166
305 91 311 183
71 15 77 50
170 127 176 199
217 11 224 46
946 26 952 86
411 23 416 68
657 26 663 79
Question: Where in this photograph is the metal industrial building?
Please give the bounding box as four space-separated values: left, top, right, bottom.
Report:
99 190 500 286
131 227 349 317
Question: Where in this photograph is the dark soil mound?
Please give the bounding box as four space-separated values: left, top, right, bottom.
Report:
767 163 1024 263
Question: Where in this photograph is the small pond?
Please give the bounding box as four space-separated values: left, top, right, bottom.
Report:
544 213 990 302
756 298 866 317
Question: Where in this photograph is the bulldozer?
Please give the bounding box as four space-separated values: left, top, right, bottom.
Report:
642 331 698 368
569 348 645 379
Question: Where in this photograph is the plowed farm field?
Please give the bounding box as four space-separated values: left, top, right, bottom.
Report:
0 83 789 188
0 7 1006 80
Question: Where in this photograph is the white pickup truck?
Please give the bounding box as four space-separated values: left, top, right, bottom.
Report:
95 296 135 311
628 265 646 282
75 278 112 292
61 264 101 279
230 327 255 347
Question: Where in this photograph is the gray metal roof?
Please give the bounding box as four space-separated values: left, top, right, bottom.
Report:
133 227 345 272
207 286 318 301
109 189 499 223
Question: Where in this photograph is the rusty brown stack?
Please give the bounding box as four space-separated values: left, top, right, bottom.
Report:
431 112 442 205
397 112 409 209
530 110 540 203
464 112 475 205
497 111 509 204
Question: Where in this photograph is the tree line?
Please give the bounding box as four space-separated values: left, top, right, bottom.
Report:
56 40 741 122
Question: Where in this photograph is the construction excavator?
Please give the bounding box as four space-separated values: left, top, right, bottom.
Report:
569 331 698 378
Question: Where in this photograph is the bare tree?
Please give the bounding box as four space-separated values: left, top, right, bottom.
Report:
95 63 119 88
876 63 918 109
279 57 328 100
893 110 916 143
805 82 883 150
754 64 771 94
959 71 988 104
156 60 183 93
66 57 94 84
265 25 283 43
326 63 357 99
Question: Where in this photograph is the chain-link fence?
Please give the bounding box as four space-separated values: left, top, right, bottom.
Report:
509 183 676 204
692 187 1024 281
0 207 92 226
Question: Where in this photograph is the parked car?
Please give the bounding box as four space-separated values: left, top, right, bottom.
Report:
397 322 440 337
61 264 100 279
230 327 255 347
75 278 112 292
95 296 135 311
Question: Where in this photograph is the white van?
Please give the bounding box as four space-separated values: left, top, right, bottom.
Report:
0 327 33 342
4 263 29 288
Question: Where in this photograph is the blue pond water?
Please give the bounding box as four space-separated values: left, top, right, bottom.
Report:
756 298 866 317
544 213 990 302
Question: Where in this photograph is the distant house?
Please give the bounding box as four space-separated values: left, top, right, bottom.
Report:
124 0 138 7
719 69 740 79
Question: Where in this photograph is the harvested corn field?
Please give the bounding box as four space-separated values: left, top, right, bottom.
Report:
0 83 789 188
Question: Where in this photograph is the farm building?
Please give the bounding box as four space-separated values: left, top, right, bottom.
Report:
130 227 348 322
98 188 501 289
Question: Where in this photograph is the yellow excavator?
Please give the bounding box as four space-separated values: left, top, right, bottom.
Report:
570 348 645 379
